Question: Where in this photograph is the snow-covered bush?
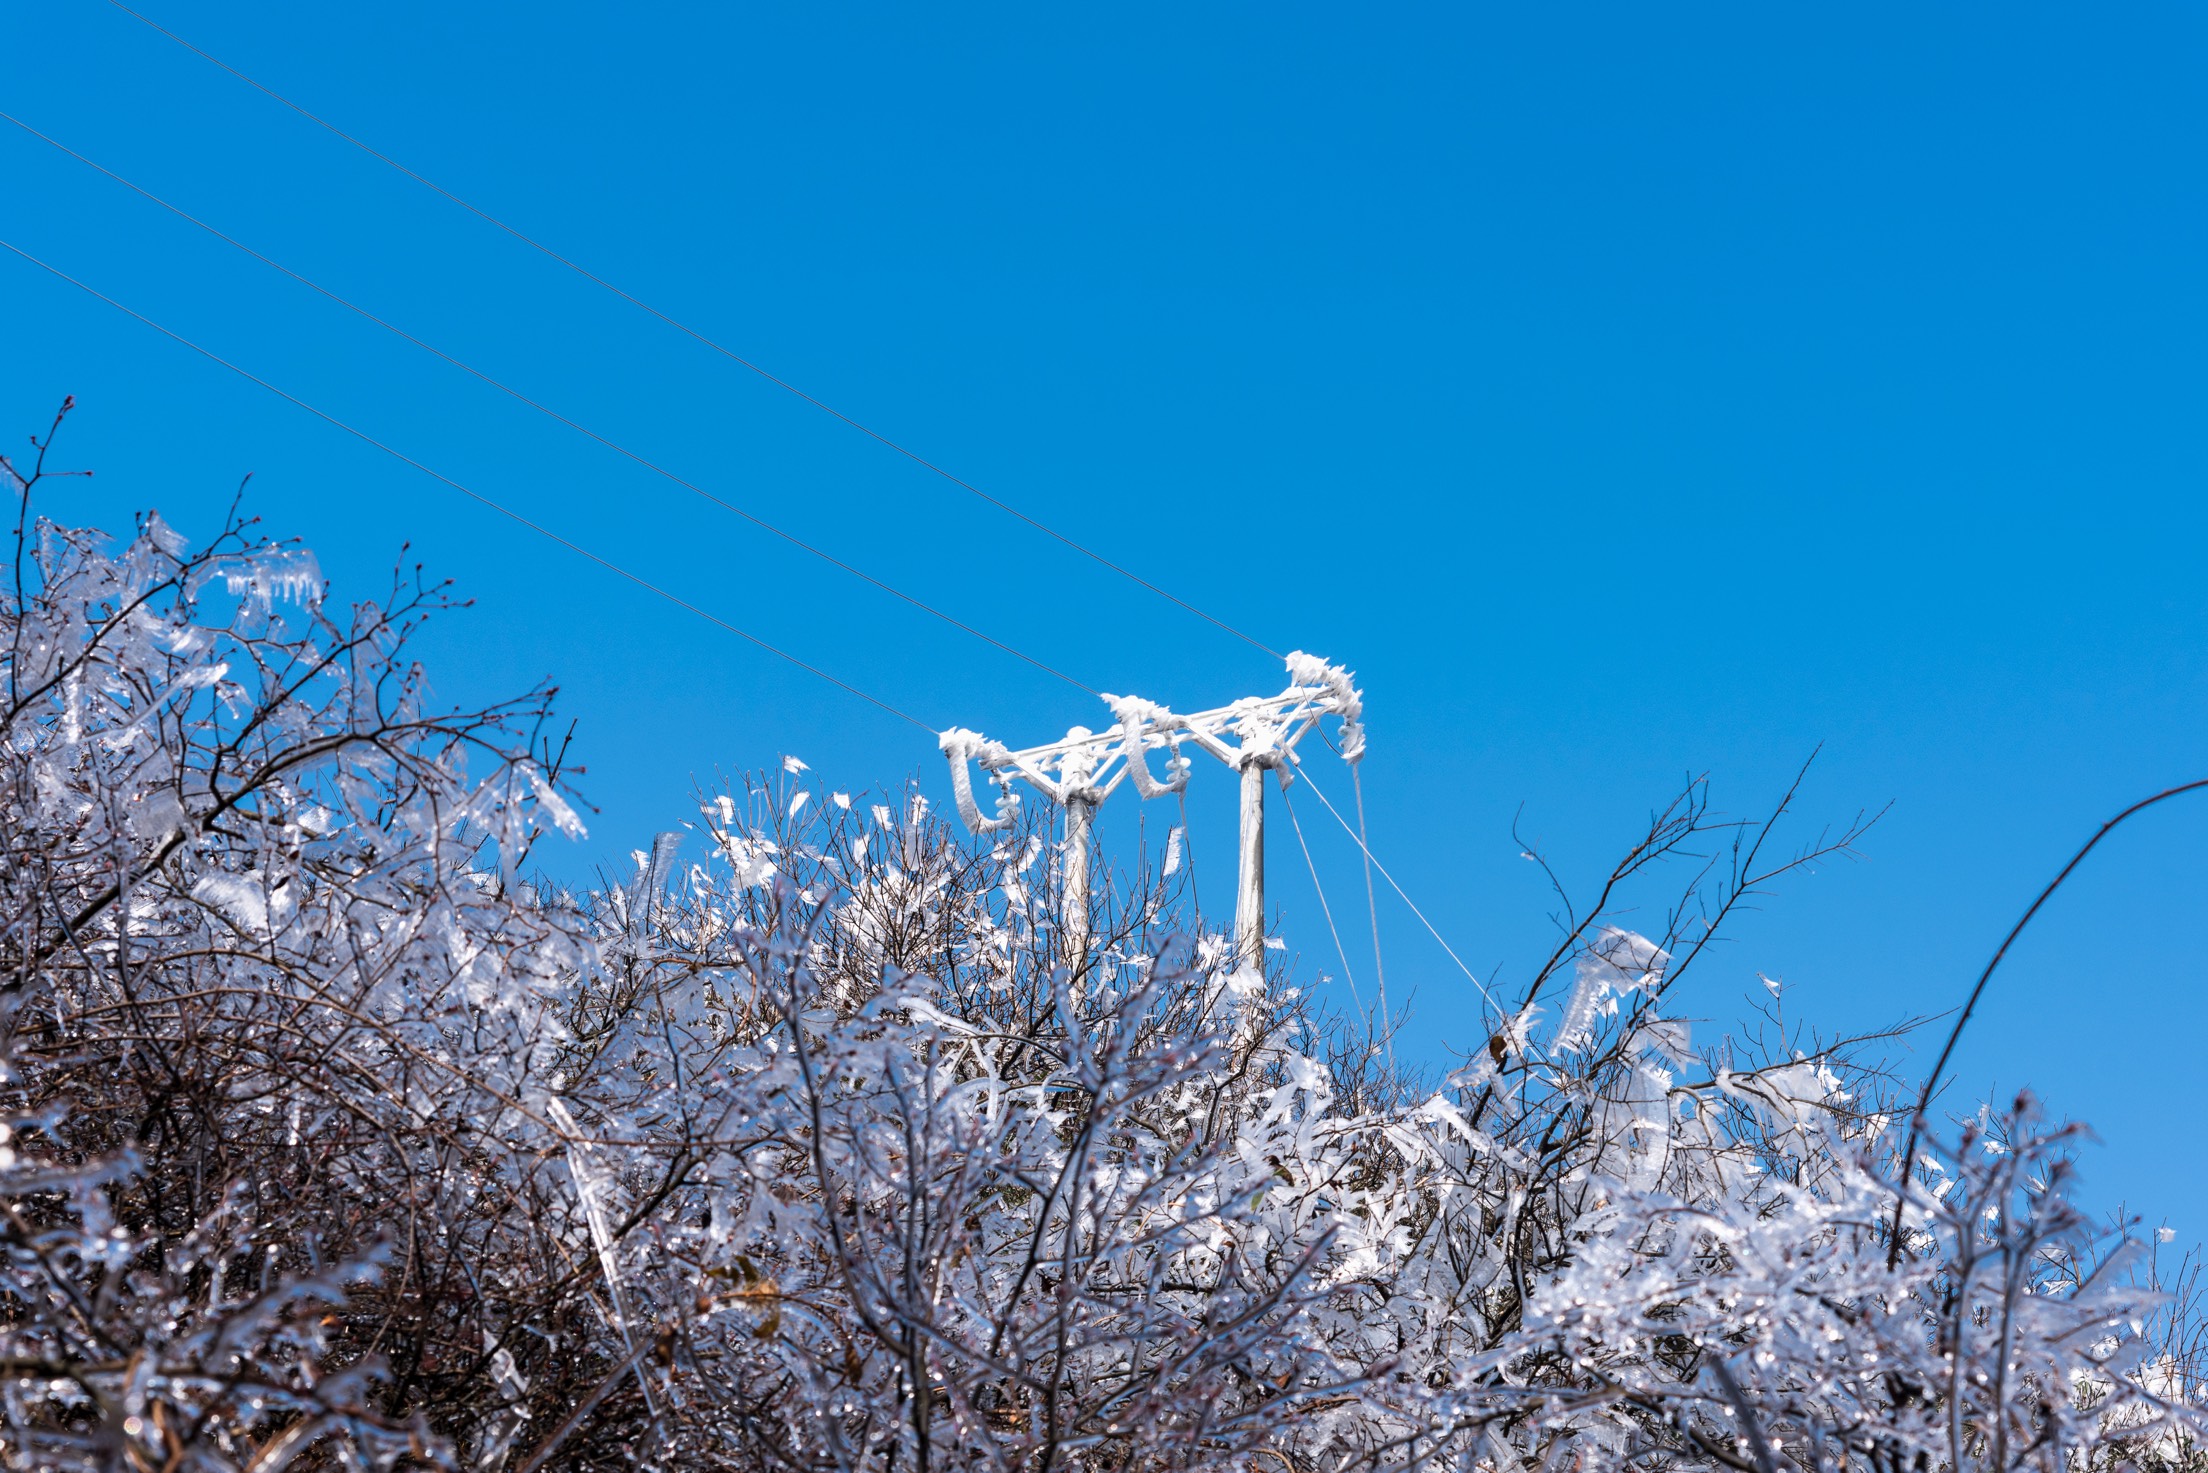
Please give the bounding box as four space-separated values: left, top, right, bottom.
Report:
2 405 2202 1470
0 405 589 1469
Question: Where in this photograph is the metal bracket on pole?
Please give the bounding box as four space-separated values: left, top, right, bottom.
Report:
939 652 1363 970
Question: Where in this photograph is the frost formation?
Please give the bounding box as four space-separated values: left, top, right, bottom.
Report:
0 438 2198 1470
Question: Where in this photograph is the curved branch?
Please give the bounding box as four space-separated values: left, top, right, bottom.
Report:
1886 775 2208 1265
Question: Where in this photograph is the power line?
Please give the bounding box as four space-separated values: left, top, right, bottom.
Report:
17 192 1487 1043
1279 782 1370 1032
1351 764 1396 1074
1294 763 1501 1018
0 237 933 734
35 21 1500 1035
0 109 1095 699
74 10 1492 1021
104 0 1280 661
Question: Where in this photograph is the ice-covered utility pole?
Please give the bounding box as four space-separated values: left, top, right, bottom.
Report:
939 653 1363 970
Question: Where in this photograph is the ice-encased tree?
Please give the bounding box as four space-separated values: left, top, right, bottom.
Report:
1 404 2202 1471
0 405 593 1470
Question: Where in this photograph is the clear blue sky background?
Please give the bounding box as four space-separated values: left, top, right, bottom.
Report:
7 4 2206 1234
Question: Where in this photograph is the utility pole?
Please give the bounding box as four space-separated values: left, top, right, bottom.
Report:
1059 730 1098 962
1237 755 1266 968
940 654 1363 973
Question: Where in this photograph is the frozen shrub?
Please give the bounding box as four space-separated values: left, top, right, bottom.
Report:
2 405 2200 1470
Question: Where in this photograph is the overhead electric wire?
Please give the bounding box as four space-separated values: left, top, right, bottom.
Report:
104 0 1278 661
0 237 932 734
1351 765 1395 1071
81 5 1511 1027
1293 763 1501 1018
0 110 1095 699
1278 783 1370 1033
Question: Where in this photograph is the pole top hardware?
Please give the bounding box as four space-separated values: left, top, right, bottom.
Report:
939 652 1363 835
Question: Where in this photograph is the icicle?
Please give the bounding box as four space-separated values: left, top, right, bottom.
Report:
546 1098 655 1416
194 546 325 612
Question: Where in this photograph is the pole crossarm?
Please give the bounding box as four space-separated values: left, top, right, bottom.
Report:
937 651 1364 835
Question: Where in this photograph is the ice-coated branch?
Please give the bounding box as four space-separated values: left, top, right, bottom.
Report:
8 406 2200 1473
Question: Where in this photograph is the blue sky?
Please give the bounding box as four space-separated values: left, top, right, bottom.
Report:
7 3 2207 1233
